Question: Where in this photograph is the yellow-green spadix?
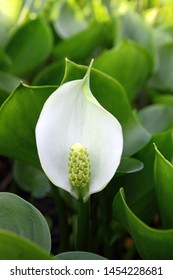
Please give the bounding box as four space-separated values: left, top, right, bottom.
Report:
35 60 123 202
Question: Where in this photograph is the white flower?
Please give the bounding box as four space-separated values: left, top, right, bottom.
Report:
35 60 123 202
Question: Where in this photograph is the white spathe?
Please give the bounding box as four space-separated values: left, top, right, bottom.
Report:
35 61 123 202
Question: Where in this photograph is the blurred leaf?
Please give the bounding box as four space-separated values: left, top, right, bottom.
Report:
0 192 51 252
0 47 11 67
0 230 51 260
154 144 173 228
151 93 173 105
0 71 21 104
113 188 173 259
120 10 155 56
55 251 107 260
117 157 144 174
138 104 173 134
5 17 53 77
94 41 153 101
53 0 87 38
149 41 173 91
0 71 20 93
53 21 114 62
63 60 150 156
13 160 51 198
0 0 23 46
0 83 57 167
32 59 65 86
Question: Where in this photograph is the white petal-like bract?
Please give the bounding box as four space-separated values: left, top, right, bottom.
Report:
35 61 123 201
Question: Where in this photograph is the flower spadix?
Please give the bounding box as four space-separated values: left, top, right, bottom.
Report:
35 60 123 202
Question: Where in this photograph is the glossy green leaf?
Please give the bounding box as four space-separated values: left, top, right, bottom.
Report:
117 157 144 174
13 160 51 198
0 83 57 167
94 40 153 101
55 251 107 260
113 188 173 259
154 144 173 228
138 104 173 135
63 60 150 156
5 17 53 77
0 192 51 252
0 230 52 260
53 22 114 62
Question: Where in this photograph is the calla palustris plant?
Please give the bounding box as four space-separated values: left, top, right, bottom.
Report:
35 60 123 202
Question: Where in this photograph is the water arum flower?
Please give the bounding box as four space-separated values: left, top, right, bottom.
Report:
35 60 123 202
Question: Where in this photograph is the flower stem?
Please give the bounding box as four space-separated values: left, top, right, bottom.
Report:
51 185 69 252
75 198 90 251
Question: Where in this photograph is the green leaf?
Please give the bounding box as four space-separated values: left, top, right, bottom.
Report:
117 157 144 174
0 0 23 46
113 188 173 259
55 251 107 260
0 83 57 167
115 129 173 222
0 60 150 169
154 144 173 228
63 60 150 156
5 17 53 77
149 41 173 91
138 104 173 135
53 22 113 62
0 47 11 67
0 192 51 252
32 59 65 86
13 160 51 198
93 41 153 101
120 10 155 56
0 230 52 260
0 71 21 104
53 0 87 38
